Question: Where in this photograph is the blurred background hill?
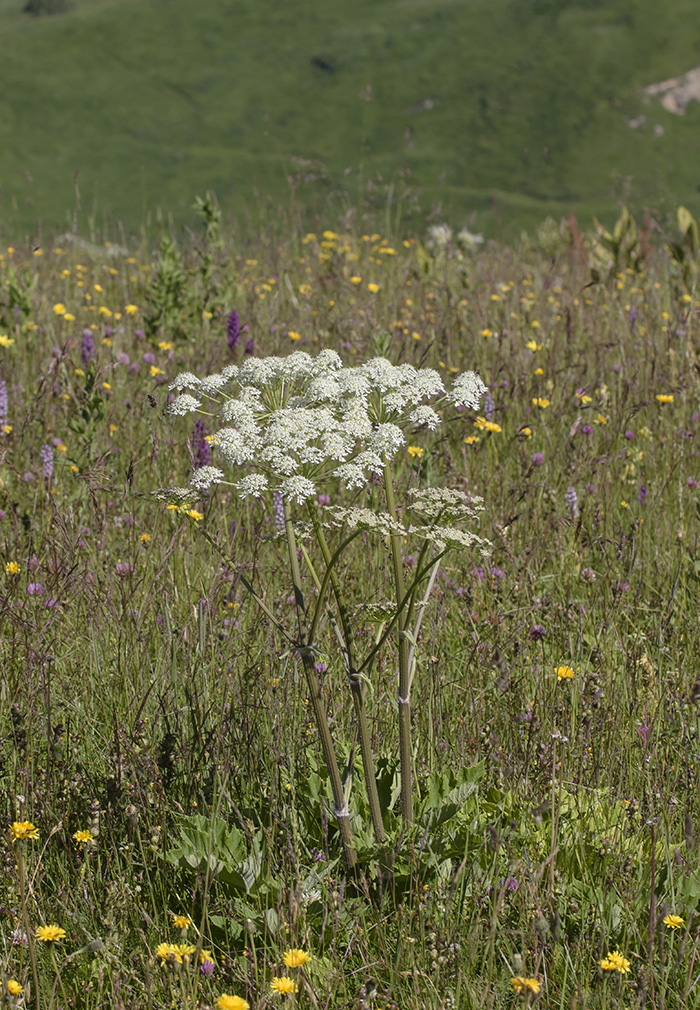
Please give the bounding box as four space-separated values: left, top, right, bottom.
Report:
2 0 700 238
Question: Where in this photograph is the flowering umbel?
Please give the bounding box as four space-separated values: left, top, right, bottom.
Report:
161 351 487 504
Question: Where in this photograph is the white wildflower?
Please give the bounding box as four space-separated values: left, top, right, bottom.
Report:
236 474 269 498
168 394 202 416
368 423 405 459
281 475 317 504
428 224 453 249
334 463 368 489
151 486 197 504
448 371 488 410
409 405 441 430
189 466 226 490
414 525 490 553
198 372 228 394
323 506 405 537
407 487 485 520
214 428 260 465
457 228 484 249
169 372 201 392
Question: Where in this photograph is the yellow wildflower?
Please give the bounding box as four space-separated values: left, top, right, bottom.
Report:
664 914 684 929
155 942 182 964
511 977 540 995
125 305 138 315
270 977 298 994
284 948 311 968
367 283 380 293
656 394 674 404
556 665 575 681
7 980 23 996
35 925 67 943
474 417 501 433
53 303 66 315
350 276 362 285
11 820 38 841
407 445 424 458
185 509 204 522
600 950 631 973
172 914 192 930
0 335 15 348
532 397 550 408
216 997 250 1010
464 435 480 445
72 829 94 845
5 562 20 575
140 533 152 544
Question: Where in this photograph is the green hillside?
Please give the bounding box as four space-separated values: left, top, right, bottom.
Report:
2 0 700 237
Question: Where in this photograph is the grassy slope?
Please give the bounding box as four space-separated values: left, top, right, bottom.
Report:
1 0 700 236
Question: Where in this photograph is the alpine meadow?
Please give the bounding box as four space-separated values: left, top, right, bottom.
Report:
4 0 700 1007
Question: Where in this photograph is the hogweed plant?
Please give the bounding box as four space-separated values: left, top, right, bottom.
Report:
156 350 489 872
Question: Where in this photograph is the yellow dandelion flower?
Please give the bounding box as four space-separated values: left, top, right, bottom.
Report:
93 284 103 293
481 328 493 337
35 925 66 943
270 977 298 994
533 367 544 376
63 313 76 322
199 949 215 964
185 509 204 522
53 303 66 315
511 977 540 995
464 435 480 445
350 276 362 285
556 665 575 681
407 445 424 458
288 331 302 341
5 562 20 575
656 394 674 404
520 426 532 438
216 997 250 1010
172 914 192 930
600 950 631 973
150 366 164 377
102 382 111 390
125 305 138 315
98 307 112 318
367 283 380 293
283 948 311 968
72 829 94 845
11 820 38 841
473 417 501 433
140 533 152 544
532 397 550 408
69 465 79 473
0 335 15 348
176 943 196 961
525 339 542 352
158 341 174 350
155 942 182 964
7 980 23 996
664 914 684 929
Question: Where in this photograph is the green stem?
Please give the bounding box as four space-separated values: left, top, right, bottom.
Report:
17 847 41 1010
283 500 357 873
383 460 413 825
310 508 386 847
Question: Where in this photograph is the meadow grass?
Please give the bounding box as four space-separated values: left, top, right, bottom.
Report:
1 211 700 1008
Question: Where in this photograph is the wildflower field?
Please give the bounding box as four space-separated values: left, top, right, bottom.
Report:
2 204 700 1009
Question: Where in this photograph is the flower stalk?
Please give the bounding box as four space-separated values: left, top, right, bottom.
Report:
283 500 357 873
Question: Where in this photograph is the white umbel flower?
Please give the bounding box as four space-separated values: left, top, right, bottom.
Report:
189 466 226 490
168 393 202 415
448 371 488 409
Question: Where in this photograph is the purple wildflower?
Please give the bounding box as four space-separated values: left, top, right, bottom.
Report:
317 493 331 506
27 583 43 596
624 430 635 440
0 379 7 426
244 337 255 356
531 452 544 466
192 419 211 469
638 484 648 505
565 486 578 518
490 567 505 581
200 961 215 978
40 444 53 481
585 482 596 494
81 329 95 367
134 329 145 339
528 625 546 641
272 491 285 531
686 477 698 489
581 424 593 435
227 310 240 350
115 562 134 578
483 389 495 421
22 472 35 483
315 662 328 675
581 568 596 582
143 352 156 366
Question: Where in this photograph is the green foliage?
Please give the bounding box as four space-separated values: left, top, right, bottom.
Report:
3 0 700 235
143 237 188 342
590 205 642 274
